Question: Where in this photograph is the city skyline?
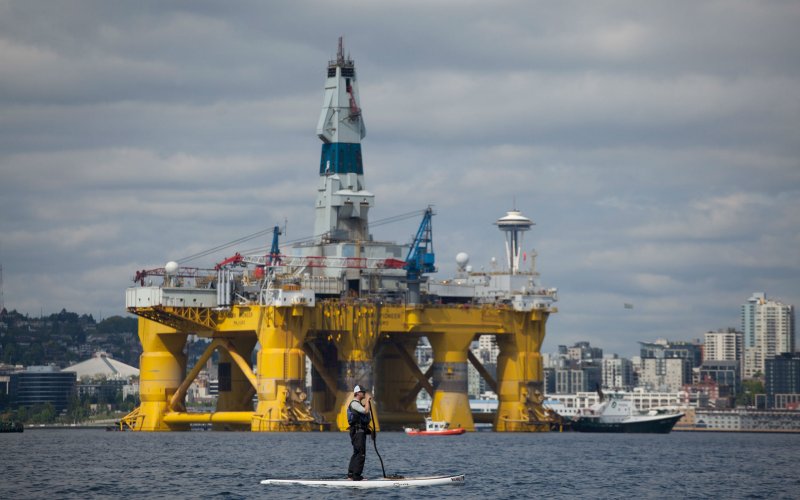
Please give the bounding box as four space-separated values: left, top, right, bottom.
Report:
0 2 798 357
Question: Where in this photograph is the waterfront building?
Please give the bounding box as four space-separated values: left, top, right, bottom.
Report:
78 378 126 401
698 360 740 398
8 365 76 412
742 294 795 377
601 355 634 390
682 379 722 408
692 409 800 432
0 364 23 405
765 352 800 408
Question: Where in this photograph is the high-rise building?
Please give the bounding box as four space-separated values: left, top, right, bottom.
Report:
554 366 601 394
765 353 800 408
639 358 687 392
602 355 634 390
704 328 743 383
476 335 499 364
698 360 740 397
741 292 765 348
547 341 605 393
742 293 795 378
639 339 703 368
547 341 602 370
704 328 743 363
638 338 701 391
567 341 603 365
467 336 498 397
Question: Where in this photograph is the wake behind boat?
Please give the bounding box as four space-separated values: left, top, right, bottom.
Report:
261 474 465 489
404 416 466 436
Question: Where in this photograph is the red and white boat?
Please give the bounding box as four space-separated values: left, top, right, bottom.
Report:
404 417 466 436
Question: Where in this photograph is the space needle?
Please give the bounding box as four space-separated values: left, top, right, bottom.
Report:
495 209 535 275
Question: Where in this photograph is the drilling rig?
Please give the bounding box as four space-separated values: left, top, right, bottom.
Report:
122 37 558 432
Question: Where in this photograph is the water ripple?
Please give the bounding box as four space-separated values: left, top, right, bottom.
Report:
1 429 799 499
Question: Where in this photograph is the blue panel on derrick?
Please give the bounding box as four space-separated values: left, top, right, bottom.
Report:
319 143 363 175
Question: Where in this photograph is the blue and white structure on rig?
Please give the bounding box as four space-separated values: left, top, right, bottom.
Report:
314 37 372 243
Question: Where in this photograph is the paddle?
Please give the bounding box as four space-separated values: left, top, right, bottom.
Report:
368 399 404 480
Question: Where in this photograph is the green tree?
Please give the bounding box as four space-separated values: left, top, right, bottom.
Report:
28 403 56 424
61 395 89 424
737 379 765 407
97 316 137 334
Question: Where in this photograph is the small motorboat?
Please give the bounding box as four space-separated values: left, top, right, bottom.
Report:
404 417 466 436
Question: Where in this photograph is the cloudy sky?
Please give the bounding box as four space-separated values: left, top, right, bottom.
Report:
1 1 798 356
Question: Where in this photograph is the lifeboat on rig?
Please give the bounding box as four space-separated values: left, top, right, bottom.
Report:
404 417 466 436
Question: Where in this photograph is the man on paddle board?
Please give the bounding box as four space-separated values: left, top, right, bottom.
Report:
347 385 372 481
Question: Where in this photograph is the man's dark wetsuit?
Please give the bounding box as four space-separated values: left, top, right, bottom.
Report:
347 399 371 480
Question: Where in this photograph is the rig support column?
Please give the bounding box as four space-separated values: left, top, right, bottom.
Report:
427 330 475 431
495 311 548 431
306 337 338 424
136 317 189 431
374 335 425 426
332 304 381 431
253 307 314 431
215 335 257 430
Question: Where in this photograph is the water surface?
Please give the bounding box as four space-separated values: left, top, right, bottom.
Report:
2 429 798 499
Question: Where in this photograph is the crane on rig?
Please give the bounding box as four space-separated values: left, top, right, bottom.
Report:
404 206 435 303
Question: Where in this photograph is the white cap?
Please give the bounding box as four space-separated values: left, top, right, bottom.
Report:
353 385 364 394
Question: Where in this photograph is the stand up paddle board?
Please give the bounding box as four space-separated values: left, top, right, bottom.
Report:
261 474 465 489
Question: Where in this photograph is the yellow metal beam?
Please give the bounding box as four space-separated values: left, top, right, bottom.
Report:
391 339 435 396
221 339 257 389
169 338 223 411
302 343 338 394
468 349 498 394
399 365 434 408
239 386 257 408
163 411 254 425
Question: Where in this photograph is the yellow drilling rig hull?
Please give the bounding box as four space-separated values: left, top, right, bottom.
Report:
120 301 554 432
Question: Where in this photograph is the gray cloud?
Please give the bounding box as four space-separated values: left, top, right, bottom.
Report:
1 1 798 357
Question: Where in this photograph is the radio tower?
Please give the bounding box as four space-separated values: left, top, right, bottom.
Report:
0 263 4 312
